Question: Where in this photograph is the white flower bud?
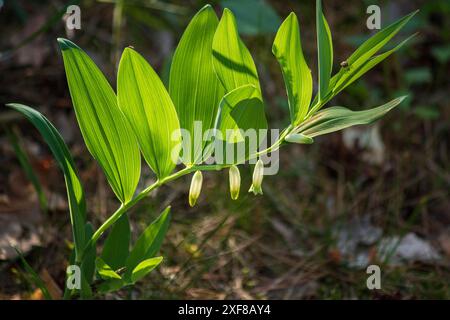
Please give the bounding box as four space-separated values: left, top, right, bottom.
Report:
189 171 203 207
248 159 264 195
285 133 314 144
229 165 241 200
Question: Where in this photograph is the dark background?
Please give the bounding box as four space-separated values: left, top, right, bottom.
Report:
0 0 449 299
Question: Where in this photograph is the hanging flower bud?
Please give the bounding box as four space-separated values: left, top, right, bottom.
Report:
249 159 264 195
285 133 314 144
189 171 203 207
229 165 241 200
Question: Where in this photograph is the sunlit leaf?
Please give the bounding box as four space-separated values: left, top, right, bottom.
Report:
297 96 406 137
118 47 180 178
130 256 163 283
217 84 267 142
346 10 418 69
95 257 122 280
213 8 261 93
316 0 333 101
273 12 312 124
169 5 224 165
58 38 140 203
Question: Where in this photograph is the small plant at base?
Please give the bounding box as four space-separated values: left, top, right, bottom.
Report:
7 1 417 299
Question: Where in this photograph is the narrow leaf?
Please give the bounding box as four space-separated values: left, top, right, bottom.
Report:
332 35 416 95
273 12 312 124
169 5 224 165
316 0 333 101
298 96 406 137
7 104 86 259
58 38 140 203
118 48 180 178
347 10 418 69
130 256 163 283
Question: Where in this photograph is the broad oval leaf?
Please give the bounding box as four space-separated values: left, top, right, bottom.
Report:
118 48 180 178
213 8 261 93
217 84 267 142
58 38 140 204
316 0 333 102
7 103 86 259
297 96 406 137
273 12 313 125
169 5 224 165
213 85 267 164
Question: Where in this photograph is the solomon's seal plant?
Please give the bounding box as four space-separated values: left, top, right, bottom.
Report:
7 1 417 298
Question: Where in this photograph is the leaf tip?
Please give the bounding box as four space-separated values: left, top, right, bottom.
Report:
57 38 79 51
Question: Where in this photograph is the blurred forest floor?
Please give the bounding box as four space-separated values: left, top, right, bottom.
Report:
0 0 449 299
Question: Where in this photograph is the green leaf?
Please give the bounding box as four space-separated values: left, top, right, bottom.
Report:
217 84 267 143
95 257 122 280
125 206 171 280
273 12 312 124
332 35 415 96
101 214 130 271
213 8 261 93
169 5 224 165
58 38 140 204
346 10 418 69
130 256 163 283
118 48 180 178
7 103 86 259
316 0 333 101
297 96 406 137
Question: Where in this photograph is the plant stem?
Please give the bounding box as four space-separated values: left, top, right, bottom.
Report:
78 131 294 263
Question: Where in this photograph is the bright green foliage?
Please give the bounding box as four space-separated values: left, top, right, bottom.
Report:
316 0 333 102
213 8 261 92
130 257 163 283
217 84 266 142
169 5 224 165
58 38 140 204
297 96 406 138
125 207 171 281
273 12 312 125
118 48 180 178
212 8 267 149
7 2 418 300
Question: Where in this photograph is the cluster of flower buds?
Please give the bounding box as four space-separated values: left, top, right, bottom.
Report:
188 160 266 206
